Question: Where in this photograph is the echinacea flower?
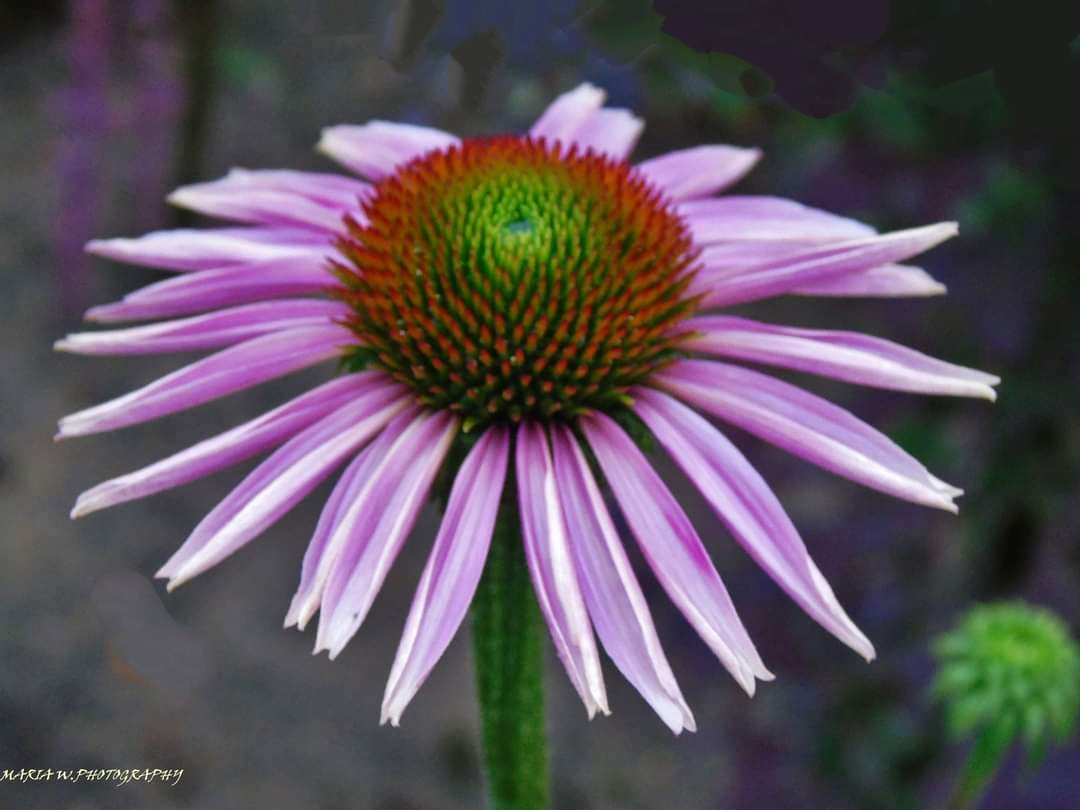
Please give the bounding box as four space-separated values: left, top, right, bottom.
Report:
59 83 998 734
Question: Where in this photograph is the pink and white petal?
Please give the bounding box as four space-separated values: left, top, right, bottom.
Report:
681 316 999 400
634 145 762 201
315 410 458 658
155 391 412 588
284 411 412 631
167 176 352 233
569 108 644 161
580 412 771 694
792 264 947 297
318 121 460 180
211 169 373 208
529 83 607 143
56 324 351 438
678 196 875 245
698 241 817 270
57 299 350 355
86 227 332 272
656 359 961 511
516 422 609 717
381 426 510 726
550 425 695 734
684 243 814 301
632 388 875 661
72 372 397 518
696 222 958 308
84 257 340 322
685 247 822 307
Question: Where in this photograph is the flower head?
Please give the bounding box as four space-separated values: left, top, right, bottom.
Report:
59 83 998 733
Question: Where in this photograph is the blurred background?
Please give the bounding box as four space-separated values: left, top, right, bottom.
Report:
2 1 1078 808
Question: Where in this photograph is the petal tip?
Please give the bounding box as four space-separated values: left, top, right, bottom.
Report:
70 495 99 519
84 239 111 257
379 706 402 727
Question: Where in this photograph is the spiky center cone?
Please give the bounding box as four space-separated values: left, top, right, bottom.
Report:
333 136 701 430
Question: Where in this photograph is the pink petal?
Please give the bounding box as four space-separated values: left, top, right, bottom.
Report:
580 411 771 694
71 372 398 518
155 390 413 588
678 196 875 245
632 388 875 661
167 170 364 232
694 222 958 308
284 411 412 631
56 324 351 437
315 410 458 658
381 426 510 726
681 316 999 399
208 169 373 207
655 359 961 511
84 256 340 322
317 121 460 180
516 422 609 718
634 145 762 201
549 424 695 734
86 227 332 272
792 263 947 297
57 299 350 355
529 83 607 143
569 108 644 161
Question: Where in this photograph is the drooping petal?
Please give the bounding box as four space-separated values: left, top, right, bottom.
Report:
317 121 460 180
284 412 410 631
56 324 351 438
167 170 366 232
57 299 350 355
689 261 947 303
634 145 762 201
86 227 332 272
381 426 510 726
315 410 458 659
678 196 875 245
529 83 607 143
656 359 961 511
84 256 340 322
71 372 398 518
206 169 374 207
681 316 999 400
568 108 644 161
549 425 695 734
155 390 412 588
632 388 875 661
580 411 771 694
516 422 609 717
695 223 959 308
792 263 947 297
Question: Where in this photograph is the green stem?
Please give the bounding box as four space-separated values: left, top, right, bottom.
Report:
946 727 1013 810
471 491 549 810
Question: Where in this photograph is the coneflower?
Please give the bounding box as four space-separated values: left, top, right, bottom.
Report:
59 82 998 807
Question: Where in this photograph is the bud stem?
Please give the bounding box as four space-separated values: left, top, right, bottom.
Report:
946 725 1012 810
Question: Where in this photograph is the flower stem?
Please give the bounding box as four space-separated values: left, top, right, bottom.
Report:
946 726 1013 810
471 490 550 810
